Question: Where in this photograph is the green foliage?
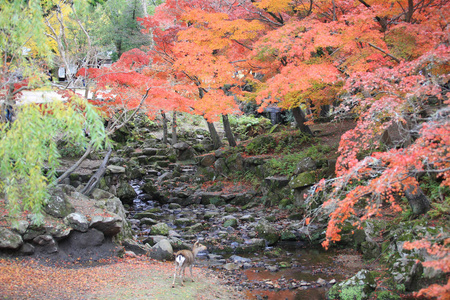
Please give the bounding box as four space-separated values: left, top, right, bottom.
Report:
274 130 313 153
0 96 107 224
0 0 52 84
339 285 365 300
92 0 151 57
420 175 450 220
265 144 333 177
58 141 87 157
229 114 271 138
245 135 277 155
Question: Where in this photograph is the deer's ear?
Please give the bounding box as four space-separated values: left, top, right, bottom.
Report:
194 241 198 247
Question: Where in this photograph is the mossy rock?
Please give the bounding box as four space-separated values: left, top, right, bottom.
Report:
210 197 226 206
225 206 239 213
223 218 238 228
289 171 317 189
327 269 376 300
255 219 279 246
134 211 160 220
188 223 205 233
174 218 194 227
280 230 297 241
150 223 170 236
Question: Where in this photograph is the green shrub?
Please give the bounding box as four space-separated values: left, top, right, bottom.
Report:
246 135 277 155
229 114 271 138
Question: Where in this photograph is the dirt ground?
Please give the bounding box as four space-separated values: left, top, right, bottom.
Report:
0 256 245 300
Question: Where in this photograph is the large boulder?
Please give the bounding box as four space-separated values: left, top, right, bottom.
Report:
0 227 23 250
151 223 170 236
116 182 137 205
294 157 317 174
64 213 89 232
327 269 376 300
44 187 75 218
148 239 173 261
122 238 151 256
255 219 279 246
199 154 216 167
289 171 317 189
90 214 123 236
391 258 423 291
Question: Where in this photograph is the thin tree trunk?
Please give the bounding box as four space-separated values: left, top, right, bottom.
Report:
81 146 112 196
171 111 177 145
222 114 236 147
292 107 314 136
161 111 168 144
206 119 222 149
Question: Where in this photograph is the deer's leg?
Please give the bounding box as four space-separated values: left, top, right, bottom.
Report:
190 264 194 282
180 266 185 286
172 264 178 287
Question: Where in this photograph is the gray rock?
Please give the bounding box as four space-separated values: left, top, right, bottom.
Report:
91 189 115 200
19 243 35 255
174 218 194 227
204 211 219 220
33 235 58 253
90 214 123 236
230 193 254 206
140 218 158 226
214 158 228 174
188 223 204 233
289 171 317 189
235 238 266 253
123 239 151 255
116 182 137 204
391 258 423 291
0 227 23 249
107 165 126 174
255 219 279 246
142 148 158 156
64 212 89 232
47 224 71 240
264 176 290 190
199 154 216 167
173 142 190 151
266 265 279 272
151 223 170 236
12 220 29 235
222 216 238 228
149 239 173 261
294 157 317 174
177 148 195 161
317 278 327 286
230 255 251 263
223 263 240 270
44 187 75 218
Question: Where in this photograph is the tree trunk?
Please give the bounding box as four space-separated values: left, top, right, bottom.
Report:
171 111 177 145
292 106 314 136
161 111 168 144
206 119 222 149
222 114 236 147
404 183 431 215
81 146 112 196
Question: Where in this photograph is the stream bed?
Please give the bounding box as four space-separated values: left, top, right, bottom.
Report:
128 180 372 300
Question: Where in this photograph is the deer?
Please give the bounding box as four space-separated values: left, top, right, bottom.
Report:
172 241 207 288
